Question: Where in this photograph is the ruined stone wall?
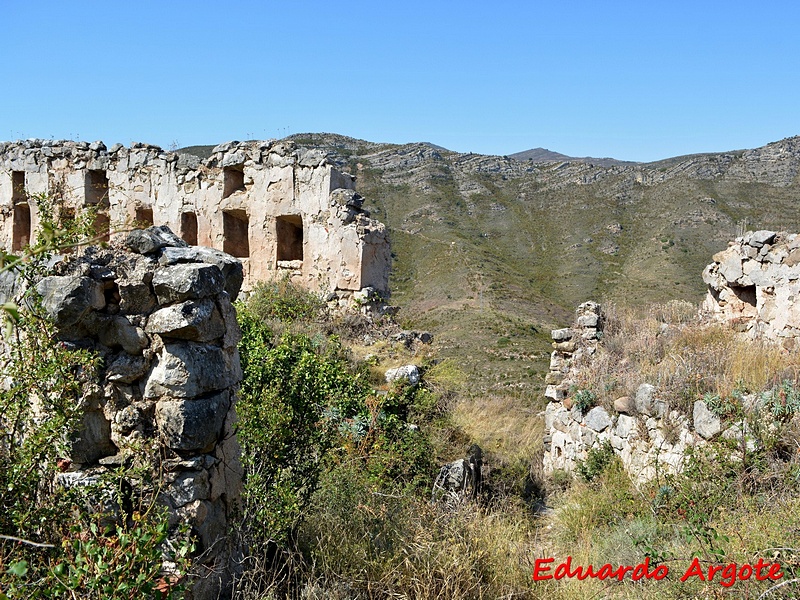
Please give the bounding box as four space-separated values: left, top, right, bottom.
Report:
703 230 800 344
34 227 244 598
0 139 390 296
542 302 741 483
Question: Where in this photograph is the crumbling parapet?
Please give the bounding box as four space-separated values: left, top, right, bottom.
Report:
542 302 705 483
34 226 244 599
0 139 391 297
703 230 800 345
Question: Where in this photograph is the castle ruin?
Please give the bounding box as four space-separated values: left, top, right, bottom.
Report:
0 139 390 297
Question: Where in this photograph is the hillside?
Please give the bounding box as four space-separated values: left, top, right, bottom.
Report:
180 134 800 398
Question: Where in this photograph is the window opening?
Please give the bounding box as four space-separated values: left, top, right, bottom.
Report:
181 212 198 246
276 215 303 262
222 166 245 199
11 171 25 202
135 207 154 227
12 201 31 251
85 170 109 204
223 209 249 258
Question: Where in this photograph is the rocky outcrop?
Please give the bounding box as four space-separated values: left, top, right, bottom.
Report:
432 444 483 504
0 139 390 297
703 230 800 345
36 227 243 599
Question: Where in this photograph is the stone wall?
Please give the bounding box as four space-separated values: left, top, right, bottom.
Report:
703 230 800 345
34 227 244 598
0 139 390 296
542 302 739 483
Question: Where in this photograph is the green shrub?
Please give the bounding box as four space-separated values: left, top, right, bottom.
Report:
576 440 616 482
246 277 325 324
236 309 370 546
572 388 597 413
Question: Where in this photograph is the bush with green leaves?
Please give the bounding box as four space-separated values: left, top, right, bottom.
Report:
245 277 326 324
572 388 597 413
236 308 370 546
236 296 439 549
576 440 616 482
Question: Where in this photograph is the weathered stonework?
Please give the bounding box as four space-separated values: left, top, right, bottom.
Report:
32 228 244 599
703 230 800 345
542 298 764 483
543 302 709 482
0 139 390 296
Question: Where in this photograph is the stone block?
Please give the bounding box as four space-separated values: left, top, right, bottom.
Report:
584 406 612 432
693 400 722 439
146 299 226 342
385 364 420 386
36 275 105 327
152 264 225 305
159 246 243 301
124 226 187 255
551 328 573 341
144 342 241 399
156 391 231 452
614 396 634 414
106 353 150 384
634 383 656 416
615 414 638 438
748 230 776 248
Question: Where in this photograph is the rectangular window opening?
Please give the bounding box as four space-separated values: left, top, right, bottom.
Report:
276 215 303 262
181 211 198 246
223 210 249 258
85 170 109 204
11 171 25 202
12 201 31 252
135 207 154 227
93 211 110 242
222 166 245 199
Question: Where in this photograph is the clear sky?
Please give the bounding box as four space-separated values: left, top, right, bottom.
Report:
2 1 798 162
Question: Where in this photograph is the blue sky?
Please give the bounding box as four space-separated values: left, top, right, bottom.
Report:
2 1 798 162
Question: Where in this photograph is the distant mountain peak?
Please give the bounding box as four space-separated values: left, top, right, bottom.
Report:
509 147 637 167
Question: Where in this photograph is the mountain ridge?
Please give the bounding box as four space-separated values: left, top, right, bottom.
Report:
178 132 800 395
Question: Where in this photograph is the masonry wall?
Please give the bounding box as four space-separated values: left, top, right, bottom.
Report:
0 139 391 296
542 302 734 483
33 227 245 599
703 230 800 345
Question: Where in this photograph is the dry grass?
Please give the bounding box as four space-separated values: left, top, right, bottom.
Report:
580 301 800 415
297 481 544 600
451 393 543 462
